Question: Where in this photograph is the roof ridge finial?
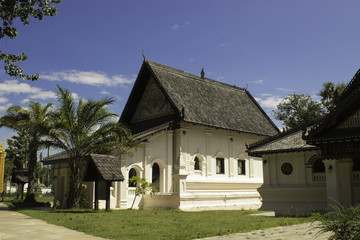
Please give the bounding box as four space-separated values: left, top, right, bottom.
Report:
142 49 147 62
201 68 205 79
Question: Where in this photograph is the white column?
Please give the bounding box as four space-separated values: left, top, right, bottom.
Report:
205 130 212 176
323 158 353 208
144 142 150 181
228 135 234 177
119 156 127 209
166 131 173 193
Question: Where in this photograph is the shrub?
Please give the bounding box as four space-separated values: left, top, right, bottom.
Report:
314 204 360 240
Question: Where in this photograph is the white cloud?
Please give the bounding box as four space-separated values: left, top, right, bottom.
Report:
255 94 283 109
71 92 79 100
276 87 294 93
21 99 30 104
31 91 56 100
0 80 56 101
0 97 8 103
0 103 13 112
100 90 110 95
0 80 41 95
171 22 191 30
171 24 179 30
41 70 135 87
251 79 264 84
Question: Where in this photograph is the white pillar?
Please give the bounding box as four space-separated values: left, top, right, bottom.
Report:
205 130 212 176
323 158 353 208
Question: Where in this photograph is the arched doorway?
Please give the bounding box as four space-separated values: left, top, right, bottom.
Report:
152 163 160 191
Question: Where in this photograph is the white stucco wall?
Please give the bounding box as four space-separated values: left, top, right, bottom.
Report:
259 151 327 216
119 123 267 211
52 124 269 211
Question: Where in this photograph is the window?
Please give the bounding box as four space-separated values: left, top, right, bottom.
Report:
216 157 225 174
194 157 200 170
128 168 137 187
281 162 293 175
238 160 246 175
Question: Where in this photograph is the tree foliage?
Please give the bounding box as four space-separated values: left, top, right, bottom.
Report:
4 132 27 182
0 0 60 80
319 81 346 112
273 82 346 129
47 86 139 208
0 101 53 201
273 94 325 129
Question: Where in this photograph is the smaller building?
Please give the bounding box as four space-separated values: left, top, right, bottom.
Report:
247 125 327 216
248 68 360 216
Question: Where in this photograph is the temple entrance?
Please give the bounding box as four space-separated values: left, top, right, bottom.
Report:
152 163 160 192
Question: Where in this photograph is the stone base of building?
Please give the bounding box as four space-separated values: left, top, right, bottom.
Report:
140 191 262 211
258 186 327 216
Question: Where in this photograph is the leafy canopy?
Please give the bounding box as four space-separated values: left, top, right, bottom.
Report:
273 94 325 129
4 132 27 181
273 81 346 129
319 81 347 112
0 0 60 80
0 101 54 201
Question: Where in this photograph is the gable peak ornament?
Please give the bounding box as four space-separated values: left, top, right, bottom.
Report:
201 68 205 79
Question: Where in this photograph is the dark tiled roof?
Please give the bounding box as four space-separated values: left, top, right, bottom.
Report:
121 60 279 137
87 154 124 181
42 153 124 181
247 126 318 156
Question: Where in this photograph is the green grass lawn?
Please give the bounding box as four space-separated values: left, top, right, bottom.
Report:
18 208 313 240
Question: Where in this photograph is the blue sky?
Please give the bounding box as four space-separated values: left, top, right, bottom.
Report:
1 0 360 148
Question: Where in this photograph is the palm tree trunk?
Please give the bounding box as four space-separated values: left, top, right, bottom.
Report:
66 157 84 208
25 148 37 202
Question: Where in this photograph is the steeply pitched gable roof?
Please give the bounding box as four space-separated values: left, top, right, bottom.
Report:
121 60 279 137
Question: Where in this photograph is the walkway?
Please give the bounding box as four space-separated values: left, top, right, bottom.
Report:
0 202 332 240
199 221 331 240
0 203 105 240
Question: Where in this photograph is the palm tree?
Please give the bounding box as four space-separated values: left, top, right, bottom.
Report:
0 101 53 202
48 86 138 208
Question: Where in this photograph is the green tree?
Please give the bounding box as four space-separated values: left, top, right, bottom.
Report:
319 81 346 112
0 0 60 80
273 82 347 129
4 132 27 183
128 176 157 209
0 101 53 201
273 94 325 129
48 86 138 208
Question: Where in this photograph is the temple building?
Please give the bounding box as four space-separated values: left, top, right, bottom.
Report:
45 59 279 210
